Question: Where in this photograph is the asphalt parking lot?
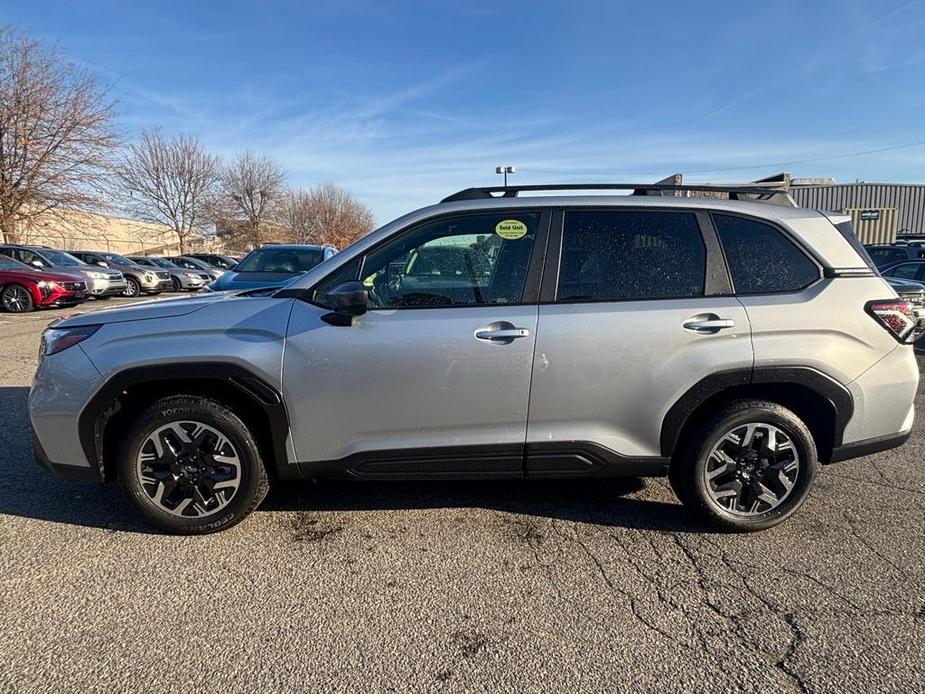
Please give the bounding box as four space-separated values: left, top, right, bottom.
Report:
1 298 923 693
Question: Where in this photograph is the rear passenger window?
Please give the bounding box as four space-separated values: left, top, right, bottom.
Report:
557 211 705 302
714 215 819 294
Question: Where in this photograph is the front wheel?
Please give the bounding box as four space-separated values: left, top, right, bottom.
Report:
118 396 269 534
1 284 35 312
171 276 182 292
123 277 141 297
669 400 817 531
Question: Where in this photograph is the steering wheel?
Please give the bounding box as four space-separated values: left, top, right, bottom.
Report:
371 272 401 306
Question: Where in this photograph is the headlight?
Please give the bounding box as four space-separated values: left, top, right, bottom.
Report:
86 271 106 279
40 325 100 358
184 272 199 279
37 280 59 289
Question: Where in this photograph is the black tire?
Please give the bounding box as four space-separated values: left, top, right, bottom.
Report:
94 295 111 301
669 400 817 532
118 396 269 534
1 284 35 313
171 276 182 292
123 277 141 297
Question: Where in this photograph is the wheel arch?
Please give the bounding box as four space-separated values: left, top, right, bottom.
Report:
0 280 38 308
660 367 853 464
78 362 295 482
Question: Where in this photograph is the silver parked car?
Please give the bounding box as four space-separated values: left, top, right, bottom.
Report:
167 256 224 282
30 183 919 534
128 256 210 292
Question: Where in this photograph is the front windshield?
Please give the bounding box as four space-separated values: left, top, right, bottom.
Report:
41 249 85 266
0 256 34 271
150 257 178 268
234 247 324 273
102 252 133 265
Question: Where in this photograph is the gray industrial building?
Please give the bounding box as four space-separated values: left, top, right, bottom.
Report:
789 180 925 244
665 173 925 244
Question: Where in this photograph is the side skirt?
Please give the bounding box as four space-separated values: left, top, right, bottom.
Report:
297 442 669 481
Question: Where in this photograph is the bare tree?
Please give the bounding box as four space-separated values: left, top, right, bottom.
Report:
217 151 285 248
282 183 374 248
115 130 219 254
0 26 118 243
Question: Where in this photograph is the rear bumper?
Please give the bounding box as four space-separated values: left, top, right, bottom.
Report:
828 429 911 463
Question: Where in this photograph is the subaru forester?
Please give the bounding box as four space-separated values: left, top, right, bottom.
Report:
30 184 919 534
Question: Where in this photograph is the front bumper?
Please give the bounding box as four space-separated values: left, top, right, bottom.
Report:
177 274 208 289
33 430 101 481
141 278 172 293
39 283 90 307
30 342 102 476
88 277 128 296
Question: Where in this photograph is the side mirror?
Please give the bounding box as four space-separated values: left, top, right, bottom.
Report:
31 260 44 269
322 281 368 326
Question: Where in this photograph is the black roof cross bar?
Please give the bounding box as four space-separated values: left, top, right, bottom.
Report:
440 182 792 203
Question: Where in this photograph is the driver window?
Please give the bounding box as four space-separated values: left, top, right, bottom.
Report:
359 212 538 308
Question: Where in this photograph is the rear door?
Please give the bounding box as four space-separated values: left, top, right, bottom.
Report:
525 208 753 472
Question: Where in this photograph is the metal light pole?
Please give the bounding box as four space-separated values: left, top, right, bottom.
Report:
496 165 516 187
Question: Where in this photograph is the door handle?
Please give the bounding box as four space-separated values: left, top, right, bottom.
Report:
475 328 531 340
683 314 736 334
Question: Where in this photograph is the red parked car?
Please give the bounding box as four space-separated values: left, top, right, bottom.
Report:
0 255 89 313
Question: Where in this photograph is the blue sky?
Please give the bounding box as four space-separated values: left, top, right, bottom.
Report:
7 0 925 223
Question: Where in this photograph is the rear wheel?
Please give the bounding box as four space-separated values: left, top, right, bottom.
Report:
670 400 817 531
118 396 269 534
1 284 34 313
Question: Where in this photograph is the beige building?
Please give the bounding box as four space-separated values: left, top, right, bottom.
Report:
11 208 226 255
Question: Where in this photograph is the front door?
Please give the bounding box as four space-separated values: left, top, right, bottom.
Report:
283 210 547 477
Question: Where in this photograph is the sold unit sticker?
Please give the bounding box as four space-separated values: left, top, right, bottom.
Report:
495 219 527 240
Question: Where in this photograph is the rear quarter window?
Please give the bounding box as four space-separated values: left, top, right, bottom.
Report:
713 214 819 294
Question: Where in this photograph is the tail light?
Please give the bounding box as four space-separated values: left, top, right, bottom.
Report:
865 299 918 343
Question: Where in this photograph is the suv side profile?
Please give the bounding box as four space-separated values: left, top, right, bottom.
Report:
30 184 919 534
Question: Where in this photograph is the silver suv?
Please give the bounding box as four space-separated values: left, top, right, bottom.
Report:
29 184 919 534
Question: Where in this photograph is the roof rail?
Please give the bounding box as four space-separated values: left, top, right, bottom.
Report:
440 173 796 206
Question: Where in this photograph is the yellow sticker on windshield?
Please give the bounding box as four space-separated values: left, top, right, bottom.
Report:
495 219 527 240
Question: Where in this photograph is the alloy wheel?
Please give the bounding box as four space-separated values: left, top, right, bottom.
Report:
124 278 140 297
136 420 242 517
703 422 800 516
2 285 32 312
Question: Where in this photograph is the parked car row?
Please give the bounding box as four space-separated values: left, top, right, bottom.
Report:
863 242 925 269
0 243 336 313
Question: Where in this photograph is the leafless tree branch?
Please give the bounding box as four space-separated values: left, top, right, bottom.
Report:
0 25 118 243
215 150 286 249
114 129 219 253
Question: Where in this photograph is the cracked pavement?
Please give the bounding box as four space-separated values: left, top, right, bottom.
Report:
1 300 923 693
